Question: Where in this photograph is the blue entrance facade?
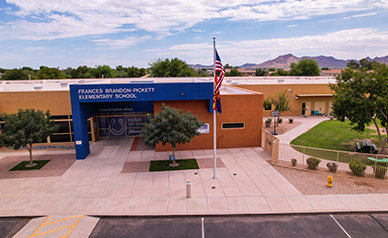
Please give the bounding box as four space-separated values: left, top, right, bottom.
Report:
70 82 213 159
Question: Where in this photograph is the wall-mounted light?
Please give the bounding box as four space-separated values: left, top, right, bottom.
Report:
295 96 298 100
288 89 291 92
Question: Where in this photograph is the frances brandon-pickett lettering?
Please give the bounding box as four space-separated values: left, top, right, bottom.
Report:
77 87 155 100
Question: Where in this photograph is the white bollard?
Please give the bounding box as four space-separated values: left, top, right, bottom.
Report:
186 180 191 198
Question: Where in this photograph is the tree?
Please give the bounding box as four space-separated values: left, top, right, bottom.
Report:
37 66 66 79
140 104 204 166
321 67 330 70
329 63 388 154
2 68 29 80
268 90 292 113
114 65 127 78
270 68 289 76
224 64 233 69
63 67 73 78
359 58 374 70
70 66 91 79
197 68 211 77
256 68 268 76
289 59 320 76
149 58 197 77
89 65 115 78
0 109 59 167
226 68 242 76
265 90 291 135
347 60 360 70
126 66 147 78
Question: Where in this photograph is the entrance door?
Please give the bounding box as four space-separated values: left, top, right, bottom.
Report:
301 102 311 115
314 101 326 114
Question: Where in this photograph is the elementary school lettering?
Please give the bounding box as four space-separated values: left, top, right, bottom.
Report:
78 87 155 100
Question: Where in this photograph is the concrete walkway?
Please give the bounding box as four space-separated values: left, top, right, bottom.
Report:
1 135 388 218
273 116 330 144
2 116 388 237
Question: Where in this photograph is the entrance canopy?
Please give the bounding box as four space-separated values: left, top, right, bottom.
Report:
70 81 213 159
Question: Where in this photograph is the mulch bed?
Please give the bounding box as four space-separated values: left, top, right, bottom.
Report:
262 120 302 135
196 157 225 169
121 161 150 173
121 157 225 173
0 154 76 179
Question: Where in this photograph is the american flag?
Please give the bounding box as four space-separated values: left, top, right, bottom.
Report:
213 48 224 113
214 49 224 94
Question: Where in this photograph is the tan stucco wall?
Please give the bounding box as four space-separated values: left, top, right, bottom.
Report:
0 91 72 115
234 84 334 117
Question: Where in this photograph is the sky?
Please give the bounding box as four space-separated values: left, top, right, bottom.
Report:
0 0 388 69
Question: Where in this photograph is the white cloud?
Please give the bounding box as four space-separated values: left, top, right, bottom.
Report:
287 24 298 28
91 35 152 49
343 12 377 20
164 28 388 65
2 0 387 41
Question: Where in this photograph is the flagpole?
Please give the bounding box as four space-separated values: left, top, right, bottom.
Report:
213 37 217 179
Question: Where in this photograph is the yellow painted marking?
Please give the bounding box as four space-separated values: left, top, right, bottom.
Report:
29 215 83 238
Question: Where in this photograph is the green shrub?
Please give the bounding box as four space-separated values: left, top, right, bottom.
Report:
291 158 297 166
277 118 283 124
289 118 294 123
306 157 321 170
349 160 366 177
373 165 387 179
327 162 338 173
266 118 272 123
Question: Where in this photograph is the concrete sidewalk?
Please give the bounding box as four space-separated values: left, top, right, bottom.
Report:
0 136 387 217
269 115 330 144
2 116 388 237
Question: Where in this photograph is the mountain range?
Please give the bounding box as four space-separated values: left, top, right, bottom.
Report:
190 54 388 69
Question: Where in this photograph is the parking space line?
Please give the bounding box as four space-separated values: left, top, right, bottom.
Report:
330 215 351 238
29 215 83 238
202 217 205 238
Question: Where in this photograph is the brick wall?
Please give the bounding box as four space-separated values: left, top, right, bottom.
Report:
154 91 263 152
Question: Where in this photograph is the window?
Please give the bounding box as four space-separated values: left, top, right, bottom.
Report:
51 115 70 120
222 122 244 129
49 114 93 142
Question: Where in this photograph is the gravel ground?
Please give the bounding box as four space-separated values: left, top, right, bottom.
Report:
0 154 76 179
273 164 388 195
267 118 388 195
262 120 302 135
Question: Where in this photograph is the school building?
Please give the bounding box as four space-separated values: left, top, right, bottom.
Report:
0 76 336 160
0 78 263 160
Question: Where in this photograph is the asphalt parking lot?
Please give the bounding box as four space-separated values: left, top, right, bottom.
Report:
0 217 31 238
89 213 388 238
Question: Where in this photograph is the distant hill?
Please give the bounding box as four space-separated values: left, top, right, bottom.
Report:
190 54 388 69
189 63 256 69
301 56 350 68
238 63 256 68
189 64 213 69
372 55 388 64
254 54 299 69
254 54 354 69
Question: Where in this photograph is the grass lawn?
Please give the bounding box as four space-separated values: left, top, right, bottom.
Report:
149 159 199 172
291 119 381 151
290 120 386 164
9 160 50 171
